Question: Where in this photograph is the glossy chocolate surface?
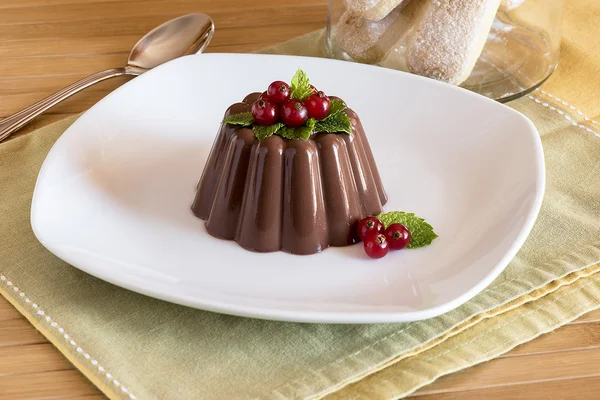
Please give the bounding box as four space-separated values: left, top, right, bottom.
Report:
191 93 387 255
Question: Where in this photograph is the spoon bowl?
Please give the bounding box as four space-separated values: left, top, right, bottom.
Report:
0 13 215 142
128 13 214 72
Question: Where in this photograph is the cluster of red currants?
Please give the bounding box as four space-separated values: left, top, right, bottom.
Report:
357 216 411 259
251 81 331 127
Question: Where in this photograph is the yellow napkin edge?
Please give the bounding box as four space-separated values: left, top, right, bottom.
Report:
327 263 600 399
313 262 600 399
0 281 121 400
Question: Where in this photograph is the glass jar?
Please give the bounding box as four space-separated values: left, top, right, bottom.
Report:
326 0 564 102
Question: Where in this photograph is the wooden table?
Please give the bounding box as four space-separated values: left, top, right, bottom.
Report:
2 1 600 398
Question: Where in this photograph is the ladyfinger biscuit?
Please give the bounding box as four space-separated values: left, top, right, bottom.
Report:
334 1 423 64
345 0 410 21
406 0 501 85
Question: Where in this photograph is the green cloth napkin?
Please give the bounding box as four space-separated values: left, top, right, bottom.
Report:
2 23 600 400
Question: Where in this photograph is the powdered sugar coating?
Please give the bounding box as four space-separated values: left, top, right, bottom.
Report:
407 0 501 85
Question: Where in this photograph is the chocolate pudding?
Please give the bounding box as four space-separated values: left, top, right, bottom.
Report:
191 92 387 255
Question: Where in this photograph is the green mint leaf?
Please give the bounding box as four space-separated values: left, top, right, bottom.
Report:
377 211 438 248
326 99 347 119
253 123 284 141
297 118 316 140
278 118 316 140
314 111 352 134
278 126 295 140
290 68 313 102
222 112 253 127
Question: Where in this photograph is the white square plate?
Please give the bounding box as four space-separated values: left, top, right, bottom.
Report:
31 54 544 323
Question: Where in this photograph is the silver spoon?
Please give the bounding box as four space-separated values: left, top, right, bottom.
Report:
0 13 214 142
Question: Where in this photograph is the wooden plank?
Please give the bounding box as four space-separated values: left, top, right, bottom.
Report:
0 370 102 399
414 347 600 395
0 40 273 96
0 11 324 41
0 76 132 117
0 53 129 79
1 94 106 117
0 1 326 26
410 375 600 399
0 318 48 348
0 343 74 375
0 0 316 10
0 36 274 59
502 322 600 357
0 39 271 94
571 308 600 324
0 296 21 322
0 74 126 95
0 0 144 9
212 23 322 49
0 41 267 116
0 36 141 59
0 23 319 78
2 90 119 117
0 15 165 40
0 29 316 116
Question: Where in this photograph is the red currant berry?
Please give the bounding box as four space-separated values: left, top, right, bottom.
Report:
251 99 279 126
305 91 331 120
357 216 384 241
266 81 291 104
309 84 318 94
364 234 389 259
280 100 308 128
384 223 411 250
258 91 270 101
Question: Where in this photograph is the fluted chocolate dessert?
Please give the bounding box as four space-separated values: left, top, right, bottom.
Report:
191 92 387 255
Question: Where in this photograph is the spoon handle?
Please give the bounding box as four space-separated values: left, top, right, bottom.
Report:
0 68 127 143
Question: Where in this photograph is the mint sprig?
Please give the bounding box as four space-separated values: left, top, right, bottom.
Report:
327 99 347 118
253 123 285 141
279 118 316 141
222 112 253 127
315 112 352 134
290 69 313 102
377 211 438 248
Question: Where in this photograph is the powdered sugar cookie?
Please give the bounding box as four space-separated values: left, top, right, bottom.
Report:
406 0 501 85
